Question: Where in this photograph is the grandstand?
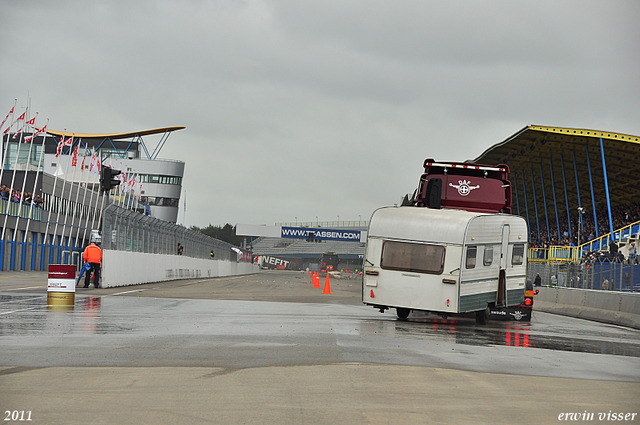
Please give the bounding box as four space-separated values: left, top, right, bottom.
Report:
474 125 640 291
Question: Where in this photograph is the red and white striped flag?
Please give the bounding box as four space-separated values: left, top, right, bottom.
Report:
0 105 14 131
24 124 48 144
12 111 26 139
81 148 87 170
22 117 38 142
71 144 79 167
55 136 73 156
89 151 101 174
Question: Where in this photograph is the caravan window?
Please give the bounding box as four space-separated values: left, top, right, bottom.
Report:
466 246 477 269
483 246 493 266
512 243 525 265
381 241 445 274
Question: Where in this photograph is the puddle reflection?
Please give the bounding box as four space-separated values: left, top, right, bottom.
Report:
0 293 124 336
362 314 640 358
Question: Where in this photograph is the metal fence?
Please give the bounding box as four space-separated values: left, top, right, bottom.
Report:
527 259 640 292
101 203 239 262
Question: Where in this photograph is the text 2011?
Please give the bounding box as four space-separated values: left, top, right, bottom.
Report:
4 411 32 421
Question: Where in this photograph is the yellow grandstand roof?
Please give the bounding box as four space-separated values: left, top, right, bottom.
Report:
473 125 640 218
40 126 185 139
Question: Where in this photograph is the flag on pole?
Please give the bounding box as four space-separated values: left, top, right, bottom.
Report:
0 105 14 131
81 148 87 170
118 171 126 188
125 173 137 193
12 111 26 138
54 135 73 156
23 116 37 142
71 144 78 167
24 124 48 144
89 151 97 173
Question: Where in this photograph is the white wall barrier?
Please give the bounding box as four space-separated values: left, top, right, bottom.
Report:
534 287 640 330
102 250 259 288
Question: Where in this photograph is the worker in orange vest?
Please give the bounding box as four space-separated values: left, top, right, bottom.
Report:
82 242 102 288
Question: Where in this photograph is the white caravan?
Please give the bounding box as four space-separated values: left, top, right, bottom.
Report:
362 206 528 323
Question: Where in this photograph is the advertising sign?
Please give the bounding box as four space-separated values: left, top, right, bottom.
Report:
47 264 76 308
281 226 362 242
47 265 76 293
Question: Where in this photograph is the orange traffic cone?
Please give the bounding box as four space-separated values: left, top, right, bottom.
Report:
322 273 332 295
313 273 320 288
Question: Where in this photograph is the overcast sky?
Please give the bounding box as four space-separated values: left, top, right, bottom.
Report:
2 1 639 228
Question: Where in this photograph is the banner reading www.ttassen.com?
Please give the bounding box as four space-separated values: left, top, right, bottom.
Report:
281 226 362 242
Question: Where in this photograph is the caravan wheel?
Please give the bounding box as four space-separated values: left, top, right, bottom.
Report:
396 308 410 320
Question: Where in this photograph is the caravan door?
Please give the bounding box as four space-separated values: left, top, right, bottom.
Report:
496 225 509 306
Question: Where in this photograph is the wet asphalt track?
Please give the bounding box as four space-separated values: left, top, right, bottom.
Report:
1 270 639 380
1 270 639 424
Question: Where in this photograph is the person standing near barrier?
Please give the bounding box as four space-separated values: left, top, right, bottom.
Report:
82 242 102 289
534 273 541 287
602 277 609 291
628 241 637 264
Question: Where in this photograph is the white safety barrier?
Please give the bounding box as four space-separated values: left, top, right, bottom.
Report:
534 287 640 329
102 250 258 288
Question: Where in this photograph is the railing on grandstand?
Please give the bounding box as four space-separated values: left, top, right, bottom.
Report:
528 220 640 264
101 203 247 262
579 220 640 256
0 198 43 221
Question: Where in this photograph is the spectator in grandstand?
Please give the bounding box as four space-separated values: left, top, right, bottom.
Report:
609 239 619 259
33 195 44 207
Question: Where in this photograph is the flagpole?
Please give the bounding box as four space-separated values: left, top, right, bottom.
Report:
1 106 28 243
183 189 187 226
87 149 102 239
52 135 75 261
68 141 85 262
23 119 49 251
13 112 39 242
76 141 91 250
95 153 107 246
84 148 100 245
62 140 80 262
43 129 66 257
0 99 18 189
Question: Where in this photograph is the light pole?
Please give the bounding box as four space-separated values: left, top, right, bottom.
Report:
577 207 585 258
